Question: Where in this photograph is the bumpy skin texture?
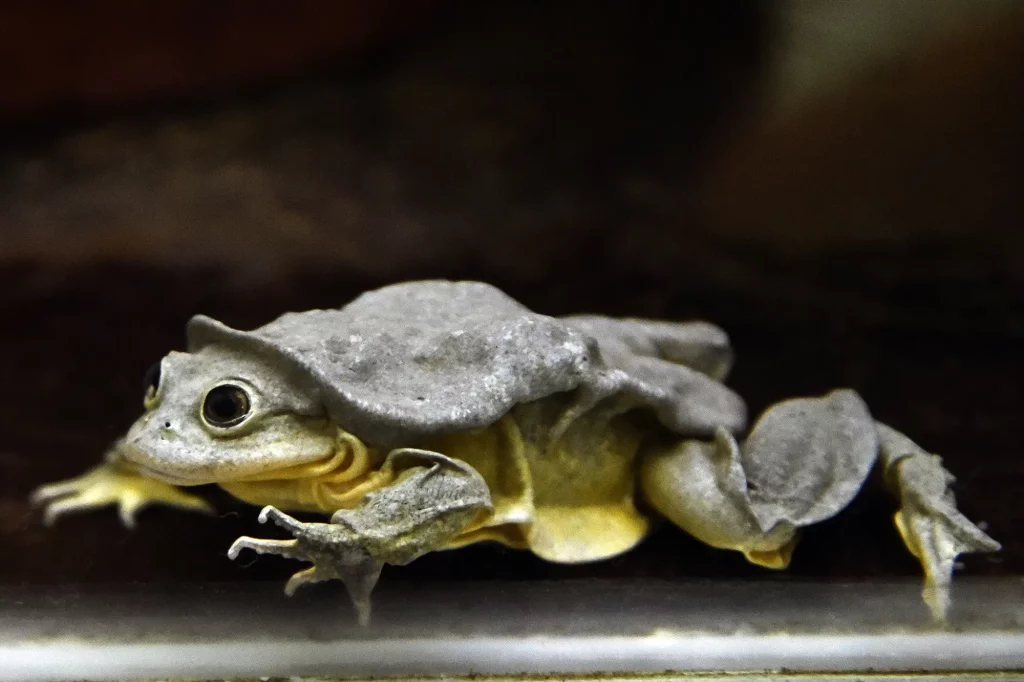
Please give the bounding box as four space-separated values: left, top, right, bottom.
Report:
187 281 747 448
31 279 999 623
741 389 878 530
187 282 593 448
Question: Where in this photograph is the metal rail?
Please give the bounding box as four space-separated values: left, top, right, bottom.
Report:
1 578 1022 681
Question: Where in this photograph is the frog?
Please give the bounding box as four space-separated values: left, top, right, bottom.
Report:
31 280 999 624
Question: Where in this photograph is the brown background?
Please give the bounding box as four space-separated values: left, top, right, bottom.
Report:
0 1 1021 591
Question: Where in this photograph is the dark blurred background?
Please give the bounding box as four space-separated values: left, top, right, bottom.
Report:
1 0 1021 591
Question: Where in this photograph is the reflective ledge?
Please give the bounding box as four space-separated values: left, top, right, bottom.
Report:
1 578 1022 681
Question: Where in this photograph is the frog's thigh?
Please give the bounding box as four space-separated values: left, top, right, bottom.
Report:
639 430 796 569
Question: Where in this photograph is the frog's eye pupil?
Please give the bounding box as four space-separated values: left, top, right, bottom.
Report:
143 362 161 398
203 384 251 427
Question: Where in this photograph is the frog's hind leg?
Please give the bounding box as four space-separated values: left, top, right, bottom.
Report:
640 390 1000 621
640 390 878 570
877 423 1000 617
639 428 799 570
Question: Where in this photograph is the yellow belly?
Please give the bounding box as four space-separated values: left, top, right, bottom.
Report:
423 397 652 563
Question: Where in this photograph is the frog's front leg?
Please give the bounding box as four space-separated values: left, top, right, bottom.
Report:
31 439 213 528
228 448 493 625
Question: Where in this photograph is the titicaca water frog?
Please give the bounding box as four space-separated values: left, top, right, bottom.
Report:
32 280 999 624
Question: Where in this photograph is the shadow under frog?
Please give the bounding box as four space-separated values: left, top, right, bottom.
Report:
33 280 999 625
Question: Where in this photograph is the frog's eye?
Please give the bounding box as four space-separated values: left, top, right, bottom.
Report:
143 361 161 404
202 384 252 428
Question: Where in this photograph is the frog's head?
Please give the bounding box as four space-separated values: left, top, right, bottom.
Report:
122 343 339 485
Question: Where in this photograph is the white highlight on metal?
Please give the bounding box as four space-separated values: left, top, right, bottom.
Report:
2 632 1024 682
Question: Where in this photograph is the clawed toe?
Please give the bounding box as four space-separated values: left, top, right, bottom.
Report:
923 584 952 623
227 535 299 561
41 496 96 527
117 499 144 529
284 566 331 596
257 505 305 532
30 480 80 505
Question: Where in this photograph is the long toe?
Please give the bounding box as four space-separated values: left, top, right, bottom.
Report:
258 505 305 532
227 536 300 561
284 567 330 596
30 480 81 505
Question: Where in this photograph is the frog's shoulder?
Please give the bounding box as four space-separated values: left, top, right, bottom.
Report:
186 280 746 448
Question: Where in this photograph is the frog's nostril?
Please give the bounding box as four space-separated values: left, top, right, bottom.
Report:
163 421 172 429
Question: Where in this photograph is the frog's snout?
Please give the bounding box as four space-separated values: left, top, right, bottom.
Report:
114 438 185 483
121 415 215 484
120 436 215 485
127 411 178 442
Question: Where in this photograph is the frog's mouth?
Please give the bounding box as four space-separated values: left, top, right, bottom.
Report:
133 463 201 486
120 440 335 487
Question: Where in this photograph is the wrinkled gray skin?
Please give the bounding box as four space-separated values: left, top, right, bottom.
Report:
32 280 999 624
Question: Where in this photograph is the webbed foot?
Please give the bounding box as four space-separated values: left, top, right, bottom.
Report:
228 448 492 625
879 424 1000 621
31 443 212 527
